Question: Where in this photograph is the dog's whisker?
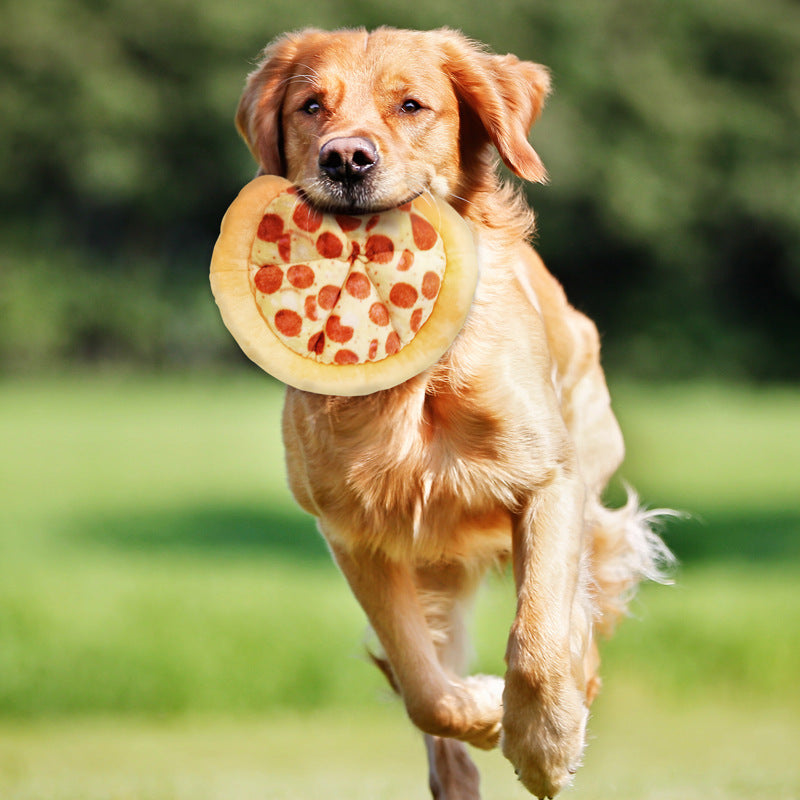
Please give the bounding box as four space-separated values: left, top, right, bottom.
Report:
421 187 445 232
294 62 321 79
278 73 319 90
448 191 476 213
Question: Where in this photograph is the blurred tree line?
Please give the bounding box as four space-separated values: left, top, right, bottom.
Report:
2 0 798 379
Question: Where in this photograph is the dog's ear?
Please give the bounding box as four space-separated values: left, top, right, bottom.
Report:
437 30 551 184
236 32 314 176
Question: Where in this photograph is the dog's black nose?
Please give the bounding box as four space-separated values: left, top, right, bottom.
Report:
318 137 379 182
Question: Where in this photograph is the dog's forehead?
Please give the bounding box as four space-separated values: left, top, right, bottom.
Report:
295 31 447 93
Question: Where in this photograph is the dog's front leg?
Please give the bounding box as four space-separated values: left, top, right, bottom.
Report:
502 469 591 799
328 537 503 751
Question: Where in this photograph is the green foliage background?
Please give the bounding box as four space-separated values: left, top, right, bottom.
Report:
2 0 799 378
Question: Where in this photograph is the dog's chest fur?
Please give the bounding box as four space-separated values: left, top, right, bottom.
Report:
282 240 571 564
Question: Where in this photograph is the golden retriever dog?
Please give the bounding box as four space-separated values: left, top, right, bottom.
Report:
235 26 671 799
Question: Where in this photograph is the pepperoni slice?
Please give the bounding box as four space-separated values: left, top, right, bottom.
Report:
366 215 380 231
421 271 441 300
365 235 394 264
345 272 371 299
292 200 323 232
254 265 283 294
257 214 284 242
410 307 423 333
334 349 359 365
318 285 341 310
275 309 302 337
287 264 314 289
335 215 361 232
308 331 325 353
368 339 378 360
304 295 319 321
369 302 390 326
317 231 344 259
397 250 414 271
411 213 438 250
325 315 354 344
385 331 401 355
277 233 292 262
389 282 418 308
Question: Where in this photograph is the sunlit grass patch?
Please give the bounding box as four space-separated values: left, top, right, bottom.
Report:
0 373 798 798
1 373 798 717
0 694 797 800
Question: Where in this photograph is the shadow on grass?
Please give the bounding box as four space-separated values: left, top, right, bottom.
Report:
664 508 800 564
68 501 800 567
70 503 329 563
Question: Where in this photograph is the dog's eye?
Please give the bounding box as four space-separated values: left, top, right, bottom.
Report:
301 98 322 115
400 99 423 114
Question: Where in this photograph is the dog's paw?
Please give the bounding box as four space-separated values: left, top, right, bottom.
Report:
500 669 588 798
406 673 504 750
459 674 505 750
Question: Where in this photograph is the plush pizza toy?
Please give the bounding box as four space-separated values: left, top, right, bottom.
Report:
210 176 478 396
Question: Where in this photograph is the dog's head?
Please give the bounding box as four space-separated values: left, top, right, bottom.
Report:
236 27 551 213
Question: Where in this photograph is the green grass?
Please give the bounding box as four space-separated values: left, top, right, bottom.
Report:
1 372 798 714
0 691 797 799
1 372 799 797
612 381 800 513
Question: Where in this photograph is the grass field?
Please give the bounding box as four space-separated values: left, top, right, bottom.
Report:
1 372 798 798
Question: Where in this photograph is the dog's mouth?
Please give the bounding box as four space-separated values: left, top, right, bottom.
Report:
298 177 424 216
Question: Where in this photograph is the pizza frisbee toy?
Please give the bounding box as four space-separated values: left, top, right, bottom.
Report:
210 176 478 396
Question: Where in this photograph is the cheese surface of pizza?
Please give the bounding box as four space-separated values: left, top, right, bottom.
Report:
249 186 445 367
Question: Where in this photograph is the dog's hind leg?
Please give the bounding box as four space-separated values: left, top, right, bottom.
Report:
425 734 482 800
412 561 483 675
367 653 482 799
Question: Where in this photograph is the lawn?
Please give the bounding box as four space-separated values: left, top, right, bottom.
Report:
0 372 798 798
1 692 797 800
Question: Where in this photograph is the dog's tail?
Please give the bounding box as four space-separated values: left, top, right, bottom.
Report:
586 489 676 637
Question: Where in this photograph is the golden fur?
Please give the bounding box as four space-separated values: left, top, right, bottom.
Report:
236 26 670 799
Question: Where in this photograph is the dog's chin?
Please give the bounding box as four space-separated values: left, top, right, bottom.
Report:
298 178 423 215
